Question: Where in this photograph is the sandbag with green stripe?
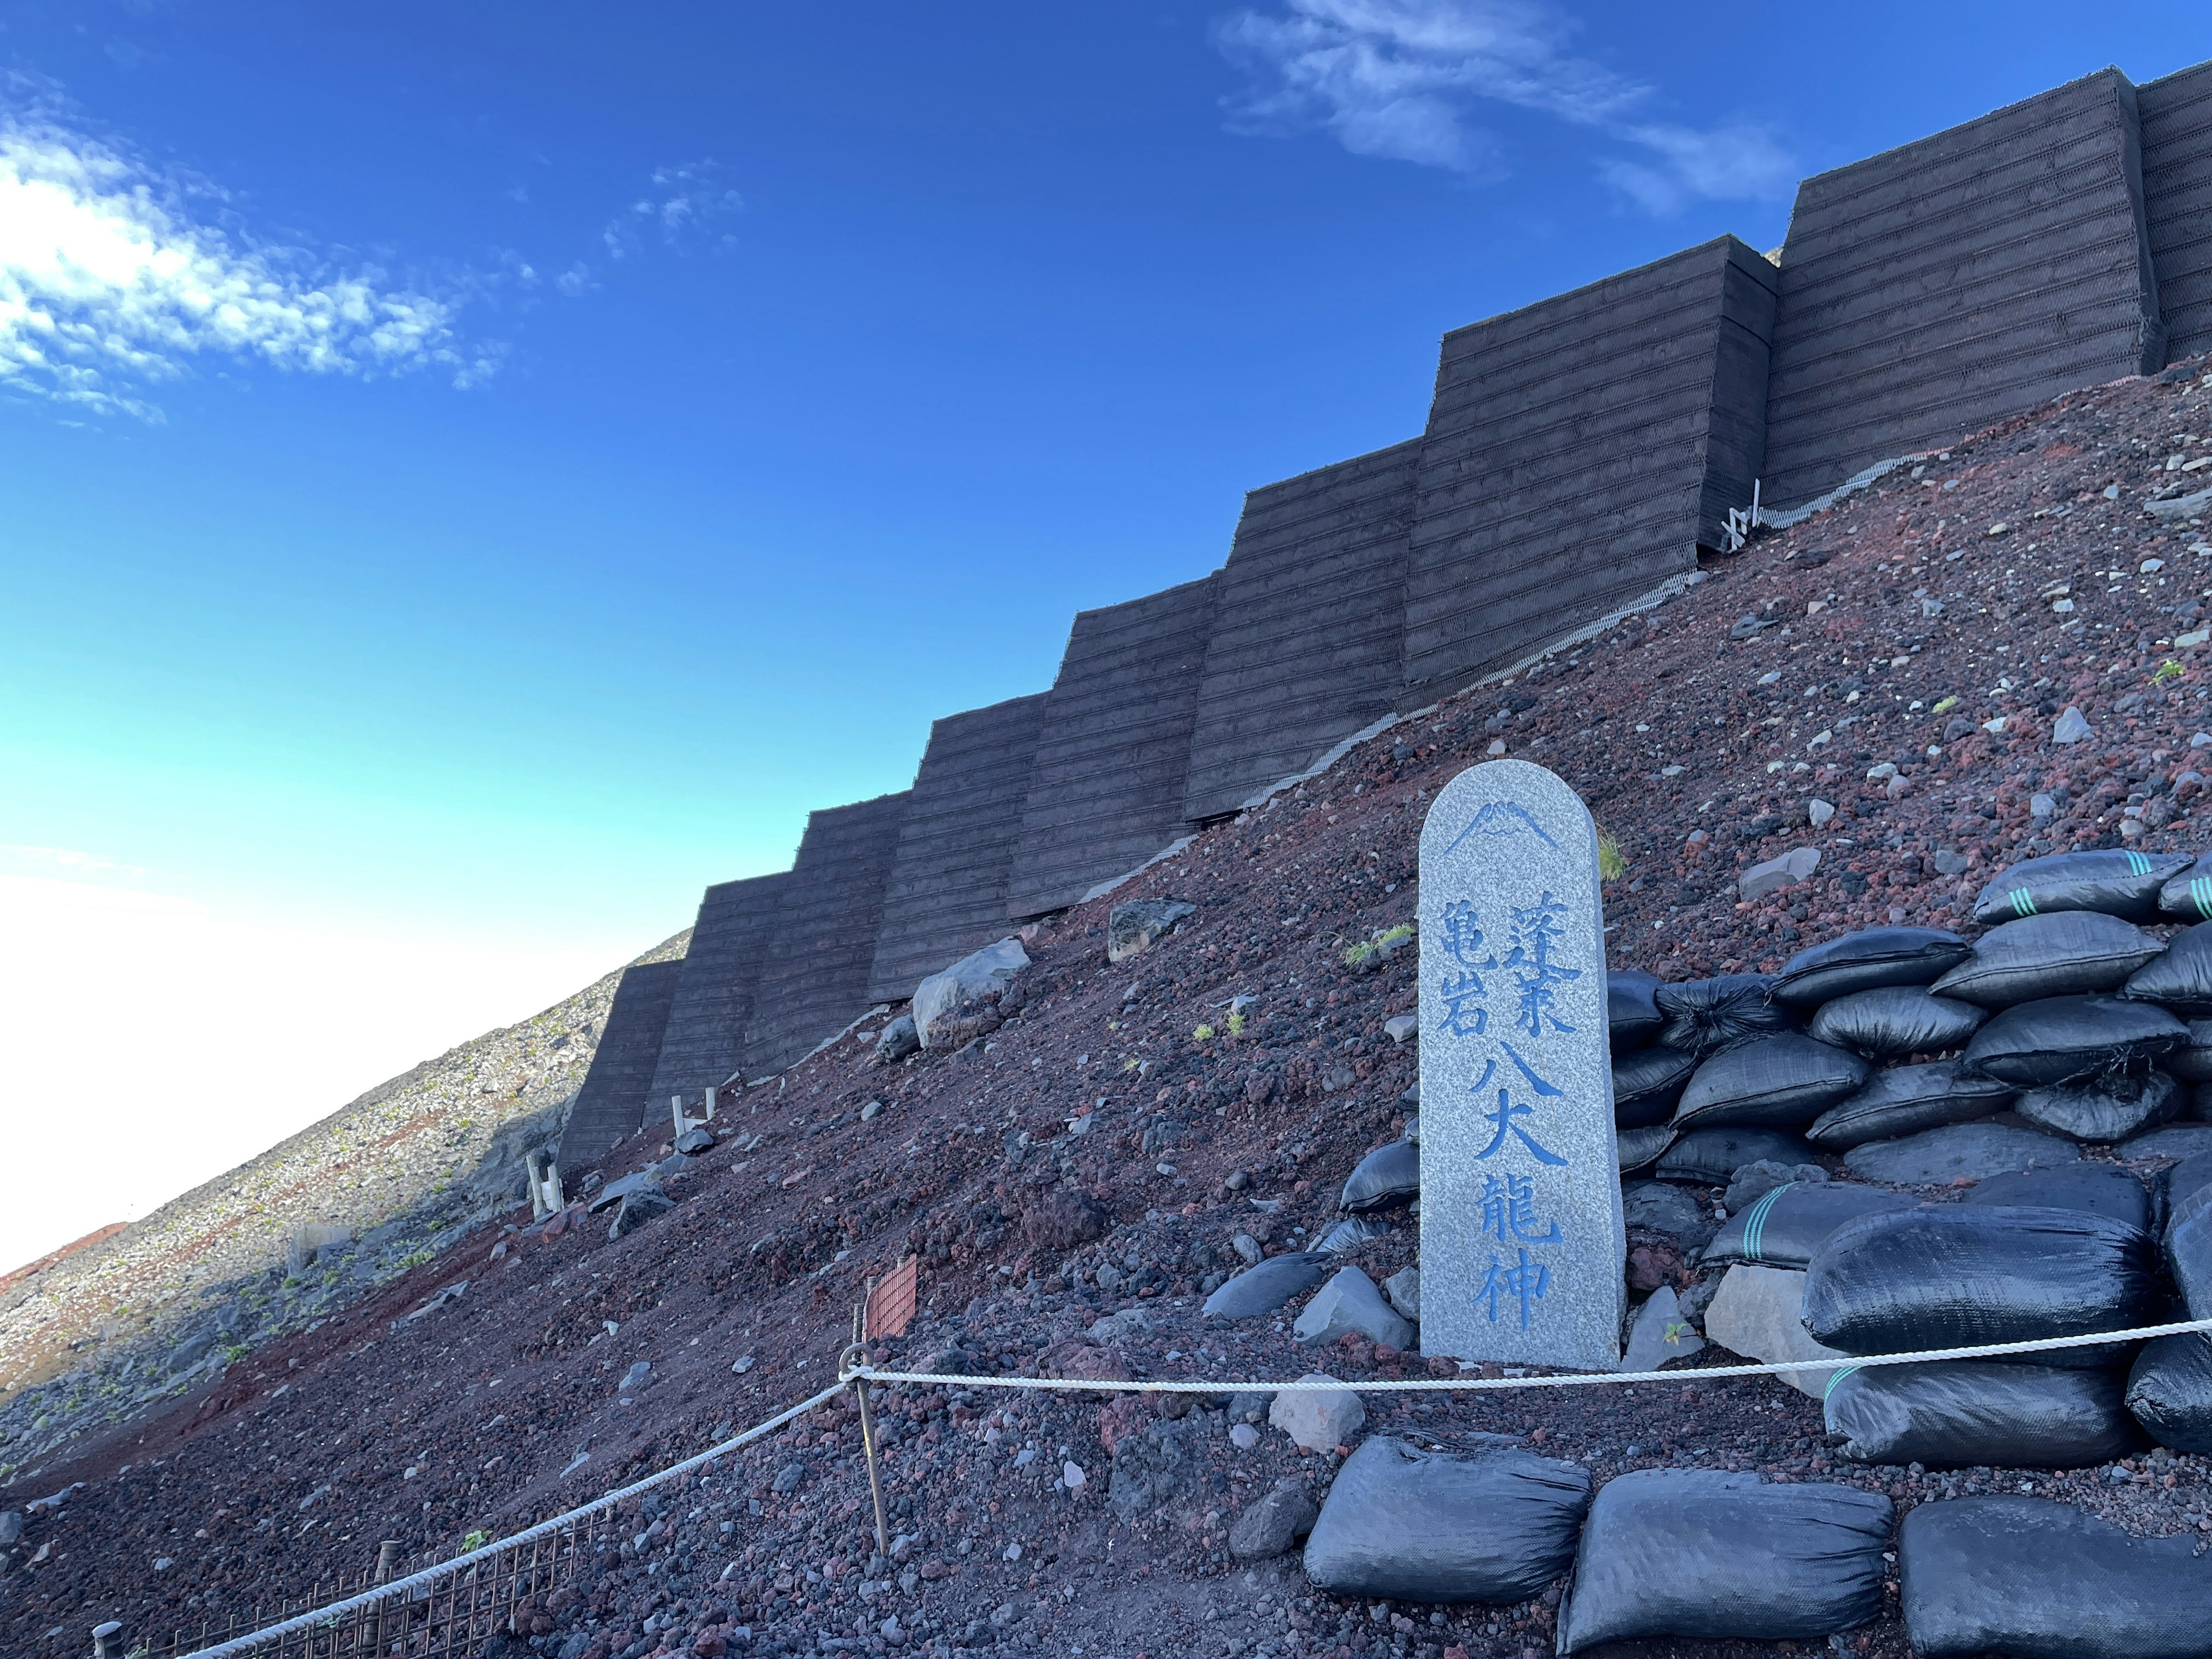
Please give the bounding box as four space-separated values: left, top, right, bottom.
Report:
2158 853 2212 922
1824 1360 2142 1468
1702 1180 1912 1268
1971 849 2192 926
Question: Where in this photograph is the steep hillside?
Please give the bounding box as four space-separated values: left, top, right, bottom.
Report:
10 359 2212 1659
0 933 690 1484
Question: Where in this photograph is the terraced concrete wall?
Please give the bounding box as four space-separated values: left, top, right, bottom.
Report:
1763 69 2166 509
2143 61 2212 363
1181 440 1421 824
1403 235 1777 697
644 872 791 1115
741 791 911 1074
557 958 685 1166
866 693 1049 1002
1003 577 1218 918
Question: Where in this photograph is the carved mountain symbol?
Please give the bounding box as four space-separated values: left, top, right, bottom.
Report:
1441 800 1560 857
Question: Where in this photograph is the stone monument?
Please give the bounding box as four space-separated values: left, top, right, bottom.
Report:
1418 759 1624 1370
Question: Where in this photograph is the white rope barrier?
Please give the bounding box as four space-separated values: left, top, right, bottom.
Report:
178 1380 850 1659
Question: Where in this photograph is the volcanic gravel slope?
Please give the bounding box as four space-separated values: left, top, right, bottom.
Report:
13 359 2212 1659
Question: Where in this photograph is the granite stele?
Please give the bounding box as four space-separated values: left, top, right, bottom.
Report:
1418 759 1624 1370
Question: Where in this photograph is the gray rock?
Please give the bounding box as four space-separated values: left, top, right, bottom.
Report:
2052 706 2092 744
1228 1479 1320 1560
586 1169 656 1214
1702 1265 1849 1398
1230 1232 1263 1266
619 1361 650 1392
1294 1266 1416 1350
2031 793 2058 819
771 1461 808 1494
1107 900 1196 965
1382 1266 1421 1323
859 1099 884 1122
1107 1417 1197 1523
1808 798 1836 828
914 937 1029 1048
1843 1122 2081 1183
1202 1253 1331 1320
672 1126 717 1155
1729 613 1777 640
876 1014 919 1060
0 1512 20 1547
1724 1160 1829 1215
1739 846 1822 902
1621 1181 1718 1251
608 1180 675 1240
1270 1375 1365 1451
1933 849 1971 876
1385 1013 1419 1044
1619 1286 1705 1373
2119 1124 2212 1161
1225 1391 1275 1424
654 1152 698 1180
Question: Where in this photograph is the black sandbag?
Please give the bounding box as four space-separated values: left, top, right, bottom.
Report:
1300 1436 1589 1604
1971 848 2193 926
1803 1206 2160 1368
1900 1496 2212 1659
2158 853 2212 922
2164 1198 2212 1319
2165 1150 2212 1234
1612 1045 1698 1129
1931 912 2168 1009
1312 1215 1395 1254
1555 1470 1891 1653
2123 921 2212 1013
1653 974 1798 1056
1823 1361 2142 1468
1340 1140 1418 1213
1614 1124 1676 1173
1202 1253 1332 1320
2014 1070 2183 1143
1967 1164 2153 1232
1806 986 1987 1058
1608 969 1662 1051
2162 1018 2212 1082
1702 1181 1913 1268
1656 1127 1817 1185
1807 1062 2015 1150
1771 926 1971 1006
1961 994 2187 1086
1669 1035 1869 1130
2127 1332 2212 1453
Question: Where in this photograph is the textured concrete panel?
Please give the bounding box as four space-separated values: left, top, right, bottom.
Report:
1404 236 1777 696
1182 440 1421 824
741 791 911 1074
1763 69 2165 509
644 872 791 1115
2144 60 2212 363
866 693 1048 1002
556 958 684 1168
1003 575 1218 918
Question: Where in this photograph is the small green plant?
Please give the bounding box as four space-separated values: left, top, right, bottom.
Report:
1121 1057 1141 1074
1343 923 1415 966
2155 659 2186 684
219 1343 251 1365
1597 834 1626 882
1931 694 1959 715
1191 1023 1217 1041
460 1530 490 1553
1225 1010 1246 1037
399 1249 434 1270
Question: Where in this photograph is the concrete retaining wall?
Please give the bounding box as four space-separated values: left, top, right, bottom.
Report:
644 873 791 1116
866 693 1049 1002
741 791 911 1074
1762 69 2166 509
1002 577 1218 919
1181 440 1421 824
1403 235 1777 698
2143 61 2212 363
556 958 685 1167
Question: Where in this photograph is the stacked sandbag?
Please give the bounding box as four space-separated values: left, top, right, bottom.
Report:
1555 1470 1891 1652
1806 1062 2014 1149
1805 986 1986 1057
1611 1046 1696 1129
2159 853 2212 922
2126 1333 2212 1453
1933 913 2166 1006
2013 1070 2183 1142
1823 1361 2141 1468
1802 1206 2160 1369
1901 1497 2212 1659
1965 1164 2153 1232
1653 975 1798 1055
1770 926 1971 1005
1606 968 1663 1050
1960 995 2185 1087
1668 1034 1868 1131
1338 1139 1418 1214
2120 921 2212 1012
1700 1181 1912 1269
1971 849 2192 925
1300 1437 1589 1603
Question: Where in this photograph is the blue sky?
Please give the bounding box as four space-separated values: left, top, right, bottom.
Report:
2 1 2208 1266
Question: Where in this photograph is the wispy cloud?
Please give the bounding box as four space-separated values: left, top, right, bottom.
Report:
0 844 146 876
601 160 743 260
1215 0 1794 211
0 78 494 418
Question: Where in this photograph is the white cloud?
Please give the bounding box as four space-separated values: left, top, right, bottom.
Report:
1217 0 1795 211
601 160 743 260
0 80 493 417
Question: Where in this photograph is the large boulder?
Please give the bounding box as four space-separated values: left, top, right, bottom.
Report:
1293 1266 1415 1350
1703 1264 1850 1398
913 938 1029 1049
